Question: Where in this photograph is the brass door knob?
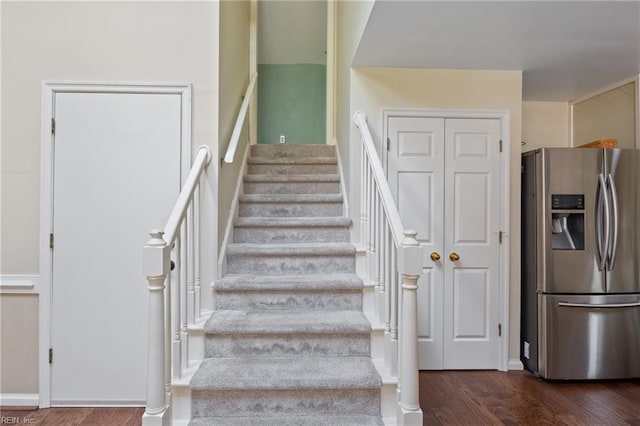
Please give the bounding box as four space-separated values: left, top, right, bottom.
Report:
430 252 441 261
449 252 460 261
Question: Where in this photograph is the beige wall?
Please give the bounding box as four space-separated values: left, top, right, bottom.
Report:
258 0 326 65
573 81 637 149
0 1 219 396
0 296 39 394
348 67 524 364
522 101 570 151
335 0 375 189
218 0 250 251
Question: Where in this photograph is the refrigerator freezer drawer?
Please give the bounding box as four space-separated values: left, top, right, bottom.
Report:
539 294 640 380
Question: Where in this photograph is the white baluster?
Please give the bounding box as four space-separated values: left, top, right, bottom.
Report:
194 184 201 322
180 222 188 373
172 234 182 380
383 223 390 333
187 201 195 325
397 230 423 425
360 146 367 249
164 261 171 402
142 230 170 424
390 244 399 376
367 162 375 284
376 190 384 323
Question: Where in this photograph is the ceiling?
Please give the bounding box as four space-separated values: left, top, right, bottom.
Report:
352 1 640 101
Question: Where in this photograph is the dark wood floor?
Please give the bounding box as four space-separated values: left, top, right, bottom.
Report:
420 370 640 425
2 371 639 425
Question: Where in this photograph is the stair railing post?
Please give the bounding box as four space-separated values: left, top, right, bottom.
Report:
143 230 171 425
397 230 423 425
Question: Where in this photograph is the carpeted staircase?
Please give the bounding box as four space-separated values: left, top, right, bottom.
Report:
189 144 384 425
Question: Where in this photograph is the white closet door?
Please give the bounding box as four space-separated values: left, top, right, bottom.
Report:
387 116 445 369
387 115 502 370
443 118 501 369
51 92 182 404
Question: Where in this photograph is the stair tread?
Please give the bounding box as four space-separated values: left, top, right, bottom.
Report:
190 356 381 391
239 194 343 203
189 414 384 426
227 242 355 256
204 309 370 334
214 273 363 291
244 174 340 183
234 217 351 227
248 156 337 165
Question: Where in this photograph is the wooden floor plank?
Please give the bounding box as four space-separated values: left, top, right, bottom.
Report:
2 371 639 425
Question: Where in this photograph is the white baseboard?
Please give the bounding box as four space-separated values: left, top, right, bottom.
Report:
0 275 40 294
0 393 40 408
508 358 524 370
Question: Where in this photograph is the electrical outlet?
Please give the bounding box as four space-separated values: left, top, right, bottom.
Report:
524 341 530 359
279 135 286 144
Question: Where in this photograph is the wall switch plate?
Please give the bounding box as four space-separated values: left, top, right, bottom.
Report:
279 135 286 144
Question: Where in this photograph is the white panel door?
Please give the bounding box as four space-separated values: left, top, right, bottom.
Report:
443 118 501 369
387 115 501 370
387 117 445 369
51 92 182 404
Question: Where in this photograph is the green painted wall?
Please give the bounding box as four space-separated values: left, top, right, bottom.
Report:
257 63 326 144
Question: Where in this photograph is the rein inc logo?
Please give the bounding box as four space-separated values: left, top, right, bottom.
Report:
0 417 35 424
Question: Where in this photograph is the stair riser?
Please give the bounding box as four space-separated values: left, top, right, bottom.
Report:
244 182 340 194
192 388 380 418
251 145 336 158
248 164 337 175
215 291 362 311
227 255 355 275
205 334 370 358
239 202 343 217
190 415 384 426
234 227 350 244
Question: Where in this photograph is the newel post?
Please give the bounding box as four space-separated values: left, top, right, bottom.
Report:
142 230 170 425
397 230 423 425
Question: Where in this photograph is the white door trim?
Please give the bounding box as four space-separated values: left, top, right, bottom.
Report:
326 0 336 145
382 108 511 372
39 81 192 407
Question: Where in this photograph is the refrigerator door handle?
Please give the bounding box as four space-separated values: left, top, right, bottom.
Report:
595 173 610 271
558 301 640 309
606 173 619 271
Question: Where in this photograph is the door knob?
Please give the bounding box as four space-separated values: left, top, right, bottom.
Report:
430 252 441 261
449 252 460 261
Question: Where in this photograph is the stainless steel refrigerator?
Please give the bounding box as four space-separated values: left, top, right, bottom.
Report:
521 148 640 380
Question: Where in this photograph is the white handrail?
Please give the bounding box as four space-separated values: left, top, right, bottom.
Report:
164 146 211 244
353 111 404 247
142 144 211 425
223 73 258 164
353 111 423 425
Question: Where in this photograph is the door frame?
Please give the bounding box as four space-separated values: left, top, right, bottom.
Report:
382 108 511 372
39 81 192 407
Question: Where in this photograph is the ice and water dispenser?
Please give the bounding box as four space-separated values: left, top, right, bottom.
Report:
550 194 585 250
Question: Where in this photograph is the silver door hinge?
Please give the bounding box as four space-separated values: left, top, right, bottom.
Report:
499 231 503 244
499 139 503 153
49 233 54 249
387 138 390 151
51 118 56 135
498 323 502 337
49 348 53 364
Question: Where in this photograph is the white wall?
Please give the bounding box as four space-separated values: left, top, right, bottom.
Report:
522 101 570 151
218 0 250 250
348 67 524 364
335 0 375 188
0 1 219 396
